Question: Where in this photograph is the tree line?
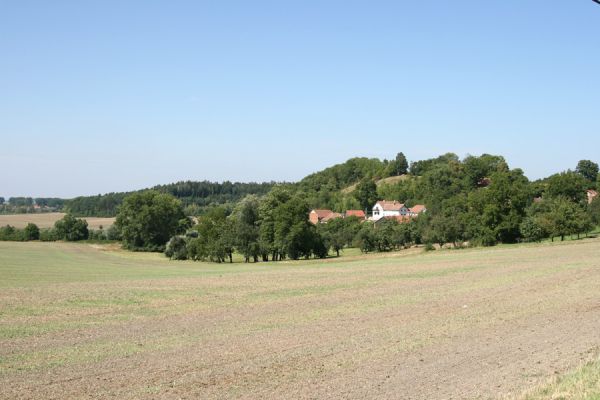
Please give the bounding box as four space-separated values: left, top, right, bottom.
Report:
63 181 278 217
3 154 598 262
0 197 65 214
0 213 120 242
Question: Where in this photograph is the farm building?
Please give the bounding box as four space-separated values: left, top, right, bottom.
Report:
309 209 342 224
408 204 426 216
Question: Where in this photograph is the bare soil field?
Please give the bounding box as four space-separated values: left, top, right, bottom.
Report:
1 239 599 399
0 212 115 229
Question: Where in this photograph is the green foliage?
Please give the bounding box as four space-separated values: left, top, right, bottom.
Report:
39 228 59 242
377 176 420 207
317 216 361 256
353 223 376 253
232 195 261 262
23 223 40 241
8 197 33 207
299 157 387 192
34 198 65 208
296 157 389 210
0 225 23 241
467 169 532 244
589 197 600 226
352 219 418 253
525 197 590 241
65 181 277 217
116 191 189 251
545 171 588 203
273 196 322 260
0 198 65 214
105 225 122 241
409 153 459 176
54 214 89 241
423 214 463 248
462 154 507 188
519 216 547 242
354 178 378 211
0 224 44 242
576 159 599 183
187 206 235 263
384 152 409 176
165 236 188 260
419 161 466 214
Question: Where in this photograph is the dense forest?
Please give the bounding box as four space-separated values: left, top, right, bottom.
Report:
63 181 278 217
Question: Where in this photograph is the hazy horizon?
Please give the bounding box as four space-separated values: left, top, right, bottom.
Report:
2 1 599 198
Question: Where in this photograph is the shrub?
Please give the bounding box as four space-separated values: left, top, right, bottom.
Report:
88 229 107 241
424 242 435 251
0 225 23 241
54 214 89 241
165 236 188 260
23 223 40 241
105 225 122 241
39 228 58 242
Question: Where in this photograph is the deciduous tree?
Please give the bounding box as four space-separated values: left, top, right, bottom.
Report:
116 191 189 251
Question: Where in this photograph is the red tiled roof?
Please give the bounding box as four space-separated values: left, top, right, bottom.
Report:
409 205 426 214
375 200 405 211
322 212 343 222
312 209 334 219
345 210 366 218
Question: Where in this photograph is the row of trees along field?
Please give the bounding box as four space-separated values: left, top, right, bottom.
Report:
2 154 598 263
103 154 599 262
117 189 328 261
0 213 120 242
0 197 65 214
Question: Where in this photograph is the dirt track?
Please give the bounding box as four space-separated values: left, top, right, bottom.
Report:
1 239 599 399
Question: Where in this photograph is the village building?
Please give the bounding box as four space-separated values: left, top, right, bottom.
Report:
371 200 427 221
371 201 409 221
408 204 426 216
309 209 334 224
345 210 366 220
309 209 343 224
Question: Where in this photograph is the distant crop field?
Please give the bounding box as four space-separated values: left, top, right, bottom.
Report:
0 212 115 229
1 240 599 399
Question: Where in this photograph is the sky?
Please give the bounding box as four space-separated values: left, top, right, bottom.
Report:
1 1 599 198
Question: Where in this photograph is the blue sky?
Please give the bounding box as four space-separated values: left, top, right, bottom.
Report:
1 1 599 198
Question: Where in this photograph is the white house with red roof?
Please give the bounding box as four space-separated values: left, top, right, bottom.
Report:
372 200 409 221
371 200 427 221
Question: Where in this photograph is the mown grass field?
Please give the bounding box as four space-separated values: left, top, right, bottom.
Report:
1 239 599 399
0 212 115 229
